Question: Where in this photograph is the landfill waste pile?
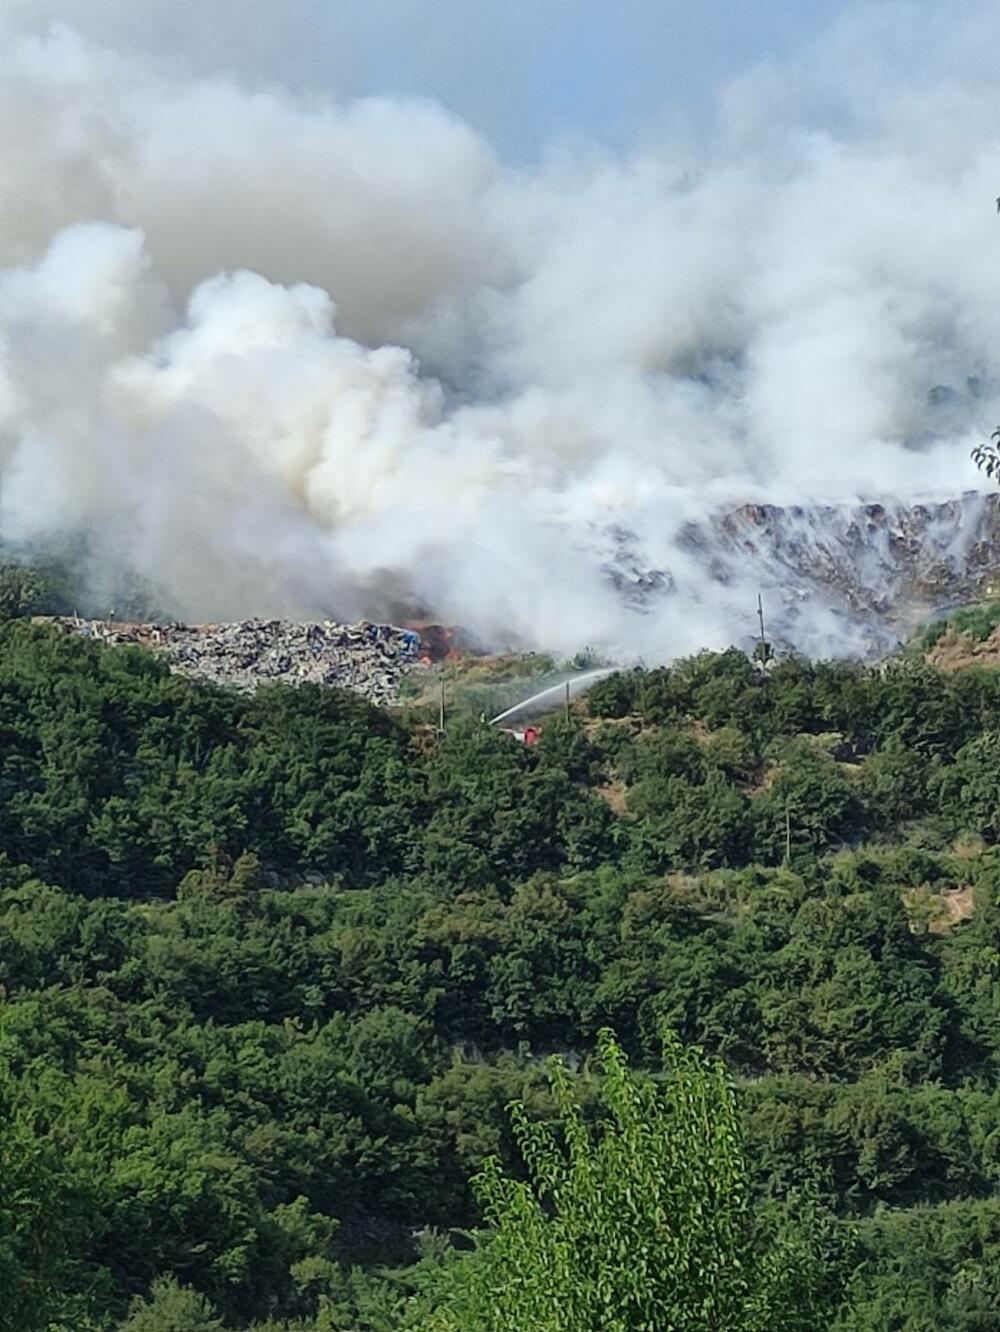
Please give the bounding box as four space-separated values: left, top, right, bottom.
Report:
602 491 1000 658
34 495 1000 678
43 617 421 704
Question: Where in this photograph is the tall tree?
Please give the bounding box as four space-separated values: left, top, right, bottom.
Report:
431 1029 848 1332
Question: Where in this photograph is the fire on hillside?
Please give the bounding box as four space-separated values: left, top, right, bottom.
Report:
405 622 474 665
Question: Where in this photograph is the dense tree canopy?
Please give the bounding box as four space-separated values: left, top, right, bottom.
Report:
3 621 1000 1326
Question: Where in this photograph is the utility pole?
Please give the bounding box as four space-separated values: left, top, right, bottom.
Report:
754 593 773 672
439 680 445 734
564 680 571 720
784 798 791 867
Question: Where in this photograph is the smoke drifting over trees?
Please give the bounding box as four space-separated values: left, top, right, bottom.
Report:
1 2 999 653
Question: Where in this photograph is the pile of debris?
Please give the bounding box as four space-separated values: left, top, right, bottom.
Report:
695 494 1000 620
44 617 420 705
601 492 1000 658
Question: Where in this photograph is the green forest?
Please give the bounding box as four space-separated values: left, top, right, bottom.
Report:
6 611 1000 1328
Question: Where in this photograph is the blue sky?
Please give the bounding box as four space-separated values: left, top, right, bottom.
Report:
341 0 855 158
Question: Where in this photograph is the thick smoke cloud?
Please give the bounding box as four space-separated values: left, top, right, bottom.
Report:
0 5 998 655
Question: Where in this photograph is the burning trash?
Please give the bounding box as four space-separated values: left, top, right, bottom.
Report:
602 492 1000 658
404 622 471 666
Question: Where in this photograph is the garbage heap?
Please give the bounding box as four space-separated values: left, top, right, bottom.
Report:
600 491 1000 657
46 617 420 705
697 493 1000 620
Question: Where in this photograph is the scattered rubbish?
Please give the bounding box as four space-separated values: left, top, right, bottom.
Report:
44 617 420 705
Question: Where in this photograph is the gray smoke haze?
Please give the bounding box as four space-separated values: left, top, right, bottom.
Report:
0 2 998 656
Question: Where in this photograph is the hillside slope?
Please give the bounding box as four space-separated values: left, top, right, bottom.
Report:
4 621 1000 1327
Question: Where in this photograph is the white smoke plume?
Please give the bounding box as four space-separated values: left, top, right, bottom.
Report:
0 3 999 656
